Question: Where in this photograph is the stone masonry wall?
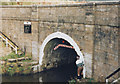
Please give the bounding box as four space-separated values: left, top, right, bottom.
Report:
0 1 120 81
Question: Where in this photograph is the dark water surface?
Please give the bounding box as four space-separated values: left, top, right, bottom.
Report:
2 63 77 82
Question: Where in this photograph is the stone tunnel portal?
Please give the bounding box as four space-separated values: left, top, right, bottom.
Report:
41 38 78 79
39 32 85 78
42 38 77 69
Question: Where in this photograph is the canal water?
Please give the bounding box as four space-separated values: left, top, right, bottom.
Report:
2 62 77 82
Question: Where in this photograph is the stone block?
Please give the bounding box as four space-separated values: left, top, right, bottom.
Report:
55 7 67 17
39 7 58 22
32 41 38 61
96 5 108 12
24 42 32 53
84 39 93 54
94 50 109 64
65 7 85 23
95 9 118 26
17 57 25 61
50 22 58 29
31 61 38 65
8 59 17 62
85 15 94 24
2 8 31 19
107 53 118 66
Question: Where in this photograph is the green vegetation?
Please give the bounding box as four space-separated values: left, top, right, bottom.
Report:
1 63 32 76
20 60 33 62
7 67 15 76
1 62 32 76
0 2 8 5
0 51 33 76
68 77 95 83
87 78 94 82
68 79 76 84
0 51 25 61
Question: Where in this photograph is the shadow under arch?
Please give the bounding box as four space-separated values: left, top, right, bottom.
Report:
39 32 86 78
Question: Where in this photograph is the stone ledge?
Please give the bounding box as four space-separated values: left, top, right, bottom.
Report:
7 57 31 62
1 1 120 8
17 61 38 67
17 57 25 61
8 59 17 62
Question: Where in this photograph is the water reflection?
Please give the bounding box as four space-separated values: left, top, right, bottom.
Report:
2 63 77 82
39 62 77 82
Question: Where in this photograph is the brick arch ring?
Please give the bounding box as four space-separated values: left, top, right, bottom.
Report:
39 32 86 78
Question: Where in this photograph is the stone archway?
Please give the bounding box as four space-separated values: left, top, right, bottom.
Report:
39 32 86 78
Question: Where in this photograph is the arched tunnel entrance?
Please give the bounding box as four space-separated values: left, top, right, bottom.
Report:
39 32 85 82
40 38 78 82
42 38 77 68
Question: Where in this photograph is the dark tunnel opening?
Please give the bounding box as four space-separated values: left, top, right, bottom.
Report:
40 38 78 82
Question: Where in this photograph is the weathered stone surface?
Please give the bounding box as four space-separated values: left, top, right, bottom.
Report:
32 41 38 61
0 39 12 57
84 52 92 78
94 25 119 81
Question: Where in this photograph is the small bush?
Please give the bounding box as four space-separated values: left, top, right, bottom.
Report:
68 79 76 84
19 67 24 72
27 66 32 70
6 67 15 76
1 2 8 5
